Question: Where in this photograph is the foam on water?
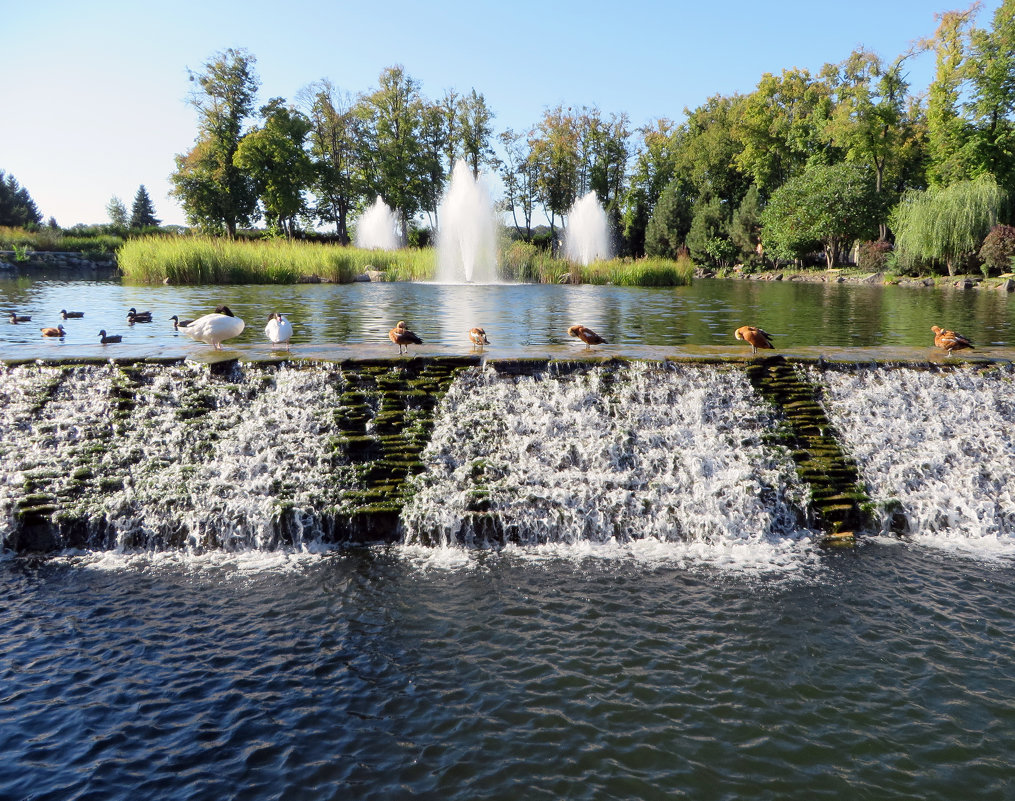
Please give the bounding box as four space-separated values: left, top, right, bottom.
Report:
400 362 817 571
814 365 1015 557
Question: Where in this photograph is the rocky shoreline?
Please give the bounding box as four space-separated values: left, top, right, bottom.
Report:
695 266 1015 292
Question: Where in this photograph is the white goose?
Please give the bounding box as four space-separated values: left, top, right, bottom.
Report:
264 312 293 351
182 305 245 350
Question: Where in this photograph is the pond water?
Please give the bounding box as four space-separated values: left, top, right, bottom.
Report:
1 273 1013 360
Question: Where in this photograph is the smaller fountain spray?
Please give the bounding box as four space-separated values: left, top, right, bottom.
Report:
436 160 498 283
354 196 401 250
564 191 612 265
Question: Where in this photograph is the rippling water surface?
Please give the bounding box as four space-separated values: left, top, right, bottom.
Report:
2 543 1014 800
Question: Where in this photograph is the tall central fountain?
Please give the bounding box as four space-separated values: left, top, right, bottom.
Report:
436 160 498 283
564 191 611 265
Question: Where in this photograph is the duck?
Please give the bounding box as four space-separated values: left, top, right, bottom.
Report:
169 315 193 330
734 325 775 354
127 307 153 324
60 309 84 319
389 320 423 355
567 324 607 349
932 325 974 355
41 324 66 337
8 312 31 323
264 312 293 351
469 327 490 350
182 305 245 349
98 330 122 344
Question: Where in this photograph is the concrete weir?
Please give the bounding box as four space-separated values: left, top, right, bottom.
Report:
1 354 1010 554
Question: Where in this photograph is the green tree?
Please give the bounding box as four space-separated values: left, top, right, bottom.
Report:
530 104 580 237
644 177 693 259
586 110 631 229
730 184 763 263
0 171 43 227
621 118 681 256
924 8 978 185
733 68 834 195
301 79 363 243
171 48 260 237
234 98 314 236
676 94 750 210
966 0 1015 189
892 174 1006 274
358 65 427 243
458 88 496 179
130 185 161 228
761 162 884 267
106 195 128 228
498 128 539 240
685 194 731 266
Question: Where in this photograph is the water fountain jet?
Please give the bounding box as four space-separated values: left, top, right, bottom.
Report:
354 196 401 250
564 191 612 265
436 160 498 283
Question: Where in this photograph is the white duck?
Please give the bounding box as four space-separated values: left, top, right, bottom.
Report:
182 305 245 350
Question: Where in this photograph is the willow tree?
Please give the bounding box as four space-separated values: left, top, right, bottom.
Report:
892 174 1006 275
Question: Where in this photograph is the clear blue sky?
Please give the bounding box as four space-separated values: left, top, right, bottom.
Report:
2 0 1003 228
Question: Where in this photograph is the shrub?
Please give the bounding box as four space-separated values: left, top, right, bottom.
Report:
977 224 1015 276
858 240 893 273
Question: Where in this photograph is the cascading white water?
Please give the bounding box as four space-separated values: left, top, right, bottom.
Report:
564 191 611 265
354 196 401 250
436 160 498 283
814 365 1015 555
0 363 356 551
400 363 816 568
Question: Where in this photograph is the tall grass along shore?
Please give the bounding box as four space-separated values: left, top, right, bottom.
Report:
117 236 695 286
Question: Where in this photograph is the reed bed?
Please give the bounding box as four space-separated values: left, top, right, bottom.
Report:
117 235 694 287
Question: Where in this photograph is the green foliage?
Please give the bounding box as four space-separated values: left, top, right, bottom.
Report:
977 223 1015 275
685 195 730 265
0 226 122 254
621 119 680 256
106 196 129 229
761 162 884 267
730 184 763 263
171 48 261 237
644 177 692 259
130 185 161 229
891 174 1006 275
0 171 43 227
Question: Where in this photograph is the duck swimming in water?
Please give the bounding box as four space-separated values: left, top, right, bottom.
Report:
60 309 84 319
567 324 607 349
932 325 974 356
41 324 66 337
264 312 294 351
98 330 121 344
169 315 193 330
389 320 423 355
734 325 775 354
9 312 31 323
183 305 245 350
469 327 490 350
126 307 153 324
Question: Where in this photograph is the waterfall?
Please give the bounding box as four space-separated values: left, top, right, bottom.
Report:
401 362 814 564
813 364 1015 555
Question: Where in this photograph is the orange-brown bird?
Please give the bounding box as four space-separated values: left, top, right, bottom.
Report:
469 327 490 350
40 324 66 338
734 325 775 354
932 325 974 356
389 320 423 354
568 324 607 349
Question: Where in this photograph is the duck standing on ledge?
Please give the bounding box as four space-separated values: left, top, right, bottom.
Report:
60 309 84 319
264 312 294 351
734 325 775 354
469 327 490 351
568 324 607 349
183 305 245 350
932 325 974 356
98 330 122 344
41 324 66 337
389 320 423 355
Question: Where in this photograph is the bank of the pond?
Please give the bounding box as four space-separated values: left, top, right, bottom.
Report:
698 266 1015 292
